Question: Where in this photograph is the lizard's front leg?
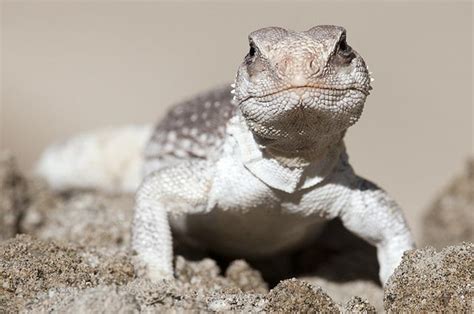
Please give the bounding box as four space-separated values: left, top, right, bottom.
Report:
339 177 415 285
131 161 212 281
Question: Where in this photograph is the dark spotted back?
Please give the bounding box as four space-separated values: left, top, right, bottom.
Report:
144 85 235 174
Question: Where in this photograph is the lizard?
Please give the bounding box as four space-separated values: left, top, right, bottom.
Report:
130 25 415 285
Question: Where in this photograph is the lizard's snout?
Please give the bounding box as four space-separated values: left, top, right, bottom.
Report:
275 55 322 86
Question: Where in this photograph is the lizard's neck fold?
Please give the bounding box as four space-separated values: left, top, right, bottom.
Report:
227 114 344 193
262 136 344 168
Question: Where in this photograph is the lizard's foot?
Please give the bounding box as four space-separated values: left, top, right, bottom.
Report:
134 253 174 282
378 238 415 285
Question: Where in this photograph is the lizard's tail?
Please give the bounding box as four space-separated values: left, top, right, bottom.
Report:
35 125 154 193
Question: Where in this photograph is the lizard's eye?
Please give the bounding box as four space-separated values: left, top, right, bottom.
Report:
337 37 355 60
245 41 258 64
339 39 348 52
249 45 256 58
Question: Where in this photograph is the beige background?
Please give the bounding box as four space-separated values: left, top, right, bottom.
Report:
1 1 472 240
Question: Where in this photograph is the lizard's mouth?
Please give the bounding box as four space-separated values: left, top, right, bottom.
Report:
239 83 367 136
239 85 370 104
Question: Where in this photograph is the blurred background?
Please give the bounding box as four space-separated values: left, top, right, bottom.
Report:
1 1 472 241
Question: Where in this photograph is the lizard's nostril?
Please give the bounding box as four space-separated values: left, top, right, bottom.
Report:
309 59 320 75
276 58 290 76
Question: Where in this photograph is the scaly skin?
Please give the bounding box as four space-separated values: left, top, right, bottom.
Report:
132 25 415 285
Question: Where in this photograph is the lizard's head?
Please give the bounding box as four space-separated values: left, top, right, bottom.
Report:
233 25 372 146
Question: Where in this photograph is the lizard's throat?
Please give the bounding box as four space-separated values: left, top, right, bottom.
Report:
253 132 345 167
230 114 344 191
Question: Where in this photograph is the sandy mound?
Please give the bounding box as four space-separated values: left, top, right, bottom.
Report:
384 243 473 312
0 235 134 312
264 278 339 312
